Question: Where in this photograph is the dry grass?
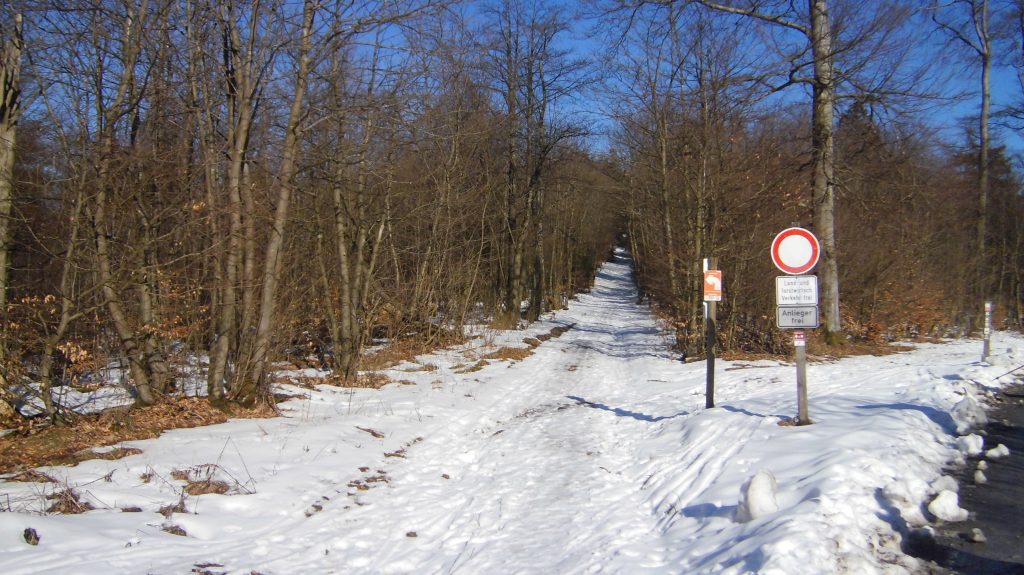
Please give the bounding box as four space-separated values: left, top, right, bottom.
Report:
159 499 187 517
285 370 395 390
86 446 144 461
809 338 914 360
550 324 573 337
535 324 573 343
482 347 534 361
401 363 438 373
0 398 273 474
171 464 239 496
6 470 57 483
162 523 187 536
720 338 914 363
184 479 230 496
359 339 437 371
351 372 393 389
454 360 489 374
347 472 389 492
46 488 94 514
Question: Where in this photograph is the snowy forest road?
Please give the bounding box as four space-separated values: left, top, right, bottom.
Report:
266 251 708 573
3 249 1024 574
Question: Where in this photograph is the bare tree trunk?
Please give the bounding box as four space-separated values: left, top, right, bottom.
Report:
693 0 844 338
933 0 993 319
810 0 842 340
0 13 23 414
315 227 341 367
331 88 379 379
91 1 163 405
529 180 546 320
978 0 991 300
231 0 315 404
37 186 88 422
207 1 259 400
658 117 680 311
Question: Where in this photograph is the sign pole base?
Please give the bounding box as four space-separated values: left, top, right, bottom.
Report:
982 301 992 362
794 330 810 425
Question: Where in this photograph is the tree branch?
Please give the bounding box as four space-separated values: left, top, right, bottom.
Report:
689 0 810 36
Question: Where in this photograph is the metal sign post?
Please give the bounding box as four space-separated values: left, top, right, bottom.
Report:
703 258 719 409
982 301 993 362
771 227 820 426
793 331 809 424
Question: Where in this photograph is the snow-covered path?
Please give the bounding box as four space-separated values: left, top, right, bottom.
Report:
277 261 684 574
2 249 1023 574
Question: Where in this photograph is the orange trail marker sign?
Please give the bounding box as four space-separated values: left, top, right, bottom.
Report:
703 270 722 302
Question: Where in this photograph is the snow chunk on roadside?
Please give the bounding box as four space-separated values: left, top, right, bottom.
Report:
952 396 987 434
956 434 985 456
735 470 779 523
882 477 932 526
985 443 1010 459
928 490 968 522
930 475 958 494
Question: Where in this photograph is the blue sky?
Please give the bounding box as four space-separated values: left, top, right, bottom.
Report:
554 1 1024 161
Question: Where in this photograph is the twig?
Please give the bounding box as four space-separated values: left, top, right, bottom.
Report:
992 363 1024 381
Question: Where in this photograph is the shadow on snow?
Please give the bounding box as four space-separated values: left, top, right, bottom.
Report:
567 395 688 423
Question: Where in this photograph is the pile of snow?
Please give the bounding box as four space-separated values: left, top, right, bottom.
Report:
952 395 988 434
985 443 1011 459
956 433 985 456
735 470 779 522
1 248 1021 574
927 490 969 523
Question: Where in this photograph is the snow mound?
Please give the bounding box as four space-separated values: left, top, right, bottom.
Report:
985 443 1010 459
735 469 779 523
952 396 987 434
929 475 958 494
956 433 984 456
882 477 932 526
927 490 968 522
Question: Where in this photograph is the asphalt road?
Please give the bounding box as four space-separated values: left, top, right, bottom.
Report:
921 380 1024 574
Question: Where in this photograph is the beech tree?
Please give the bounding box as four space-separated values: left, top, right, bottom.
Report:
932 0 995 310
0 10 23 417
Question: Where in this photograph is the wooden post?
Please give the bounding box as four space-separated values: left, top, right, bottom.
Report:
704 257 717 409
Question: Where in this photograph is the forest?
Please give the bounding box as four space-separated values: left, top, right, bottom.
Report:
0 0 1021 421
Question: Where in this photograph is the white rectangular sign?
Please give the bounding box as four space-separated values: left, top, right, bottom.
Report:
777 306 819 329
776 275 818 306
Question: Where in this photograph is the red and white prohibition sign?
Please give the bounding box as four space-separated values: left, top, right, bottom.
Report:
771 227 820 275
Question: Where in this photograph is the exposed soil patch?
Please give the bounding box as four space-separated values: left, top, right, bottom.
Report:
6 470 57 483
359 334 465 371
0 398 273 473
483 347 534 361
719 339 915 363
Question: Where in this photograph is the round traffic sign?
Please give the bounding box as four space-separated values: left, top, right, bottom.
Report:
771 227 820 275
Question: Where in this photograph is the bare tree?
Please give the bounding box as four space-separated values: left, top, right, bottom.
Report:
228 0 316 404
0 10 23 417
483 0 587 326
933 0 994 305
678 0 844 340
203 0 270 401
